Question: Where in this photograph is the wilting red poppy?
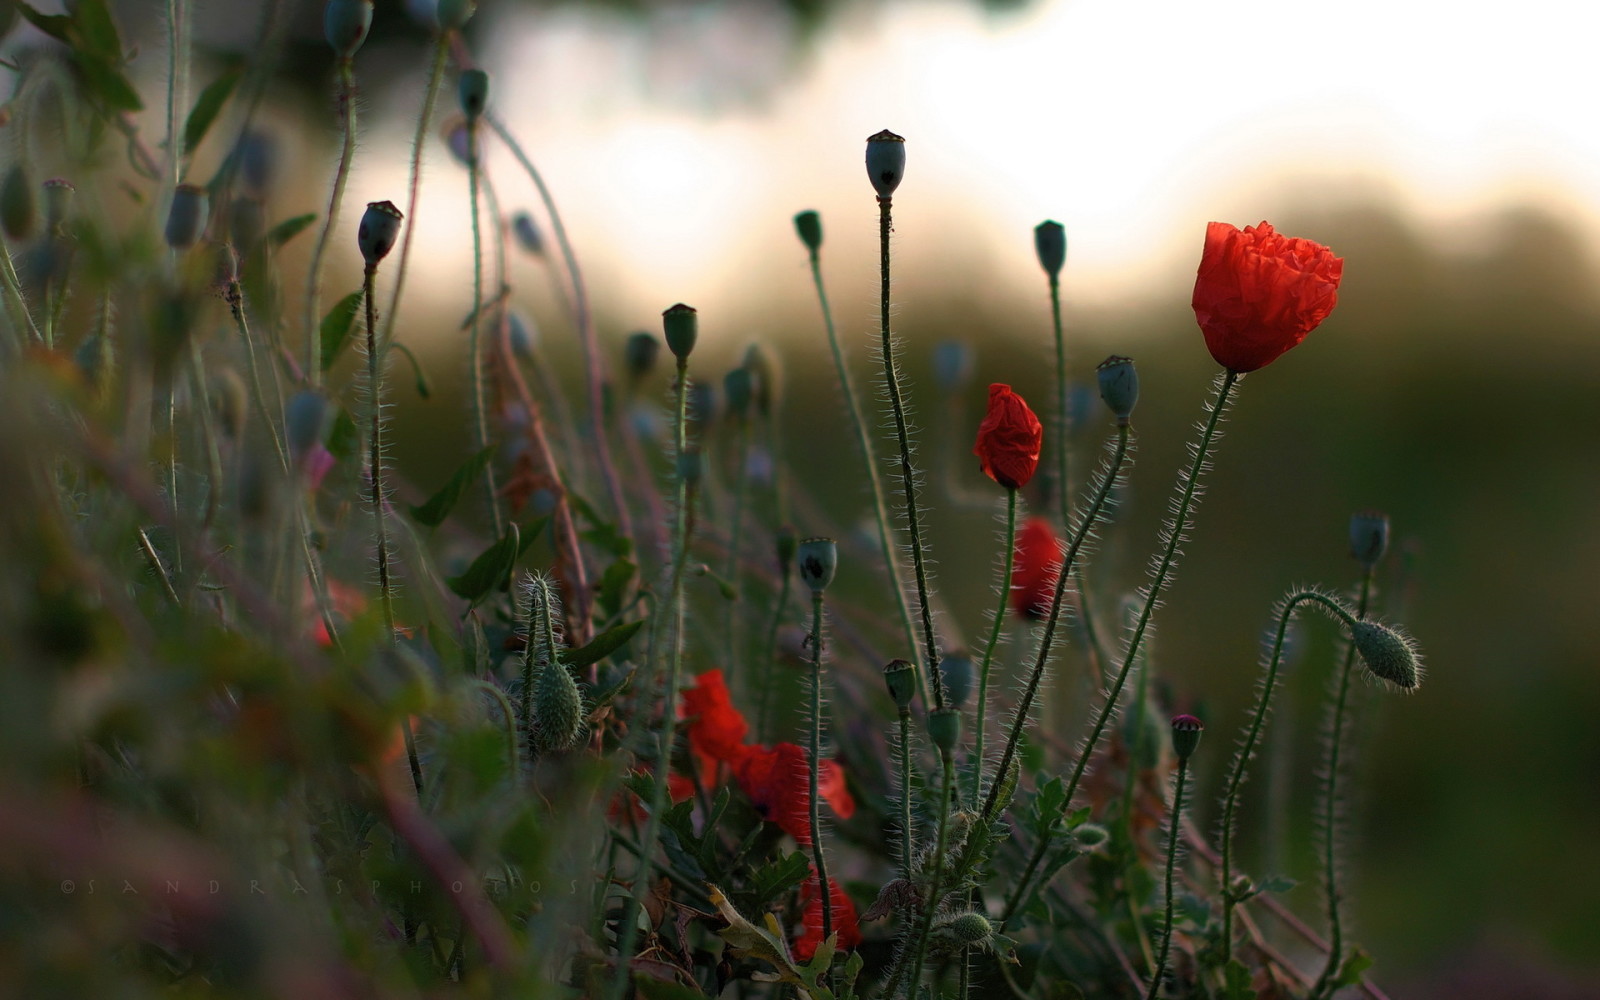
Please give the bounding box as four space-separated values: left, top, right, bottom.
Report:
1191 221 1344 373
973 383 1043 490
794 870 862 961
732 742 855 845
681 669 749 765
1011 516 1062 621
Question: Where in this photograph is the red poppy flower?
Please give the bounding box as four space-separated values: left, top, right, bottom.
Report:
732 742 856 845
793 871 862 961
681 669 749 765
1192 221 1344 373
973 383 1043 490
1011 516 1062 621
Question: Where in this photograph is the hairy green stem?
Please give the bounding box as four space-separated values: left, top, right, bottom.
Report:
971 489 1018 807
1048 273 1071 516
807 590 834 958
1145 758 1191 1000
888 749 955 999
896 711 914 882
464 120 504 536
722 418 751 672
378 35 448 357
304 58 358 390
363 265 396 642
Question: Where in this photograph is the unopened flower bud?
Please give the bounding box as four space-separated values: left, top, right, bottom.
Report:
164 184 208 250
939 653 974 709
1349 510 1390 570
42 178 73 231
324 0 373 57
434 0 476 31
662 302 697 361
1351 620 1422 690
776 525 798 576
508 309 537 360
948 912 992 944
1034 220 1066 279
357 200 403 267
233 130 278 197
797 537 837 594
458 68 489 121
1170 713 1203 762
444 118 472 166
1096 355 1138 425
884 658 917 713
1072 823 1109 850
285 390 333 464
624 330 660 378
865 129 906 199
724 367 754 421
927 706 961 754
511 211 543 256
793 209 822 253
932 339 974 394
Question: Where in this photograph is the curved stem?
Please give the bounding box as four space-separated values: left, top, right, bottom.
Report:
465 122 504 536
971 489 1018 807
1145 759 1191 1000
304 58 357 389
378 34 449 357
886 749 955 1000
807 590 834 956
363 265 396 643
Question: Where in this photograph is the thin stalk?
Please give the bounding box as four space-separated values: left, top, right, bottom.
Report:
1048 272 1071 514
1118 638 1158 972
896 711 914 882
887 749 955 999
378 34 449 355
304 58 358 389
363 265 397 641
464 120 504 536
722 418 751 672
468 679 519 783
137 527 181 608
877 195 943 708
970 489 1018 807
164 0 187 190
1310 573 1373 999
807 238 923 704
1145 758 1191 1000
1004 370 1239 927
0 238 39 346
807 590 834 956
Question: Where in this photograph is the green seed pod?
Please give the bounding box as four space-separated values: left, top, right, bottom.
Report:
1096 355 1138 425
662 302 697 361
793 209 822 253
0 163 35 241
883 658 918 713
458 68 489 121
776 524 798 576
939 652 974 709
1349 510 1390 570
358 200 403 267
1169 713 1203 762
1034 220 1066 279
723 367 754 421
797 537 837 594
285 390 333 464
525 574 582 753
42 178 73 231
623 330 660 379
947 912 992 944
927 707 961 755
1351 620 1422 690
434 0 476 31
164 184 208 250
865 129 906 199
324 0 373 58
1072 823 1109 851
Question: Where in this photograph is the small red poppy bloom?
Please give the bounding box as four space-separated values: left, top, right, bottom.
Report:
1192 221 1344 373
794 871 862 961
681 669 749 765
974 383 1043 490
1011 516 1062 621
732 742 856 845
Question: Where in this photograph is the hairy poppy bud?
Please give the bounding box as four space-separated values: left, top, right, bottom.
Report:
458 68 489 121
1034 220 1066 279
884 658 917 713
511 211 543 256
42 178 74 231
1170 713 1203 762
164 184 208 250
357 200 403 267
974 383 1043 490
324 0 373 57
662 302 697 361
793 209 822 253
1072 823 1109 850
525 574 582 753
233 130 278 197
939 653 973 709
927 707 961 754
1349 510 1390 570
932 339 974 394
797 537 837 594
1096 355 1138 425
508 308 537 360
947 912 992 944
1192 221 1344 373
776 525 798 576
724 367 754 421
1351 620 1422 690
865 129 906 199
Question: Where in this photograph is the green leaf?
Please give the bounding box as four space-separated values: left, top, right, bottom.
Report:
408 446 493 527
446 525 521 607
569 491 632 558
74 54 142 112
266 212 317 248
1257 875 1297 896
746 851 809 909
71 0 123 63
1333 947 1374 988
317 290 364 372
586 663 635 715
597 557 636 619
15 4 71 43
560 620 643 670
182 70 241 158
1066 806 1091 828
1221 960 1258 1000
326 407 359 462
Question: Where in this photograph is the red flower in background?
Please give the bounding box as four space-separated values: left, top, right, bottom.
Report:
973 383 1043 490
682 669 749 765
1192 221 1344 373
1011 516 1062 621
793 871 862 961
733 742 856 845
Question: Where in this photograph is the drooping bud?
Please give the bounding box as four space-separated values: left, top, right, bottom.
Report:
0 164 33 241
624 330 660 379
357 200 403 267
927 706 961 755
511 211 543 256
164 184 208 250
42 178 74 231
1034 220 1066 279
939 652 974 709
797 537 837 594
434 0 476 31
1351 620 1422 690
723 367 754 421
932 339 974 395
793 209 822 253
324 0 373 58
458 68 489 122
524 573 582 753
1349 510 1390 570
662 302 697 361
1096 355 1138 425
883 658 917 713
1170 713 1203 762
776 525 798 577
865 129 906 199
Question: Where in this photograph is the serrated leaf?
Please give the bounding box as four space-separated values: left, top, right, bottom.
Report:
1221 959 1258 1000
747 851 810 909
1334 947 1374 988
317 290 364 372
561 619 643 669
408 446 493 527
446 525 521 607
266 213 317 248
182 70 241 158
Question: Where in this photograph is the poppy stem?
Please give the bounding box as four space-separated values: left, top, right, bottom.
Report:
896 709 914 882
885 748 955 1000
971 488 1018 808
1145 757 1191 1000
807 589 834 964
304 56 357 391
722 417 751 678
465 120 505 538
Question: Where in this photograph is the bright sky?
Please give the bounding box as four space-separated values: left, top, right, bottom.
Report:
379 0 1600 335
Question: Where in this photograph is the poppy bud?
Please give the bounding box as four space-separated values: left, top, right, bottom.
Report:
1072 823 1109 851
974 383 1043 490
285 390 333 465
164 184 208 250
444 118 473 167
927 707 961 755
42 178 73 231
1170 713 1203 762
233 130 278 197
793 209 822 253
1351 620 1422 690
865 129 906 199
624 330 659 378
511 211 543 256
1096 355 1138 425
776 525 798 576
1034 220 1066 279
797 537 837 594
324 0 373 57
662 302 697 361
458 68 489 121
434 0 475 31
525 574 582 753
1349 510 1390 570
947 912 992 944
932 339 974 394
724 367 754 421
883 658 917 713
939 653 973 709
357 200 403 267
